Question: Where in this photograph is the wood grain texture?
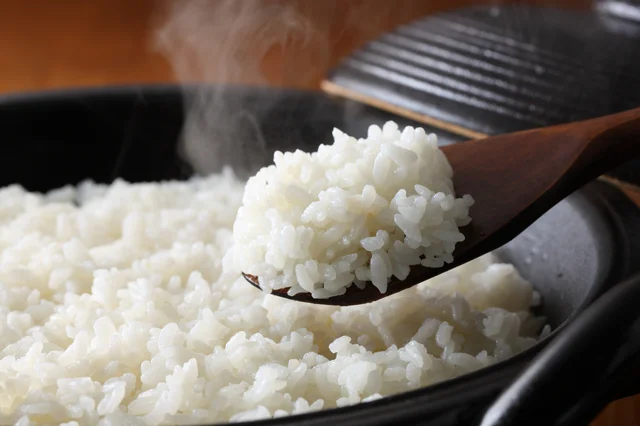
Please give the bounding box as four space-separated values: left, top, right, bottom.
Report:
0 0 638 424
0 0 590 93
321 80 489 139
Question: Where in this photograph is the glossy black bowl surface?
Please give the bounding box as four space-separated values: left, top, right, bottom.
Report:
1 85 639 426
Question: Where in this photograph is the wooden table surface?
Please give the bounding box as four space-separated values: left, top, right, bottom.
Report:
1 1 639 424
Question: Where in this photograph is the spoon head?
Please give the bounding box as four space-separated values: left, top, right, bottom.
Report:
241 272 364 305
240 241 478 306
239 129 583 306
240 136 519 306
241 271 401 306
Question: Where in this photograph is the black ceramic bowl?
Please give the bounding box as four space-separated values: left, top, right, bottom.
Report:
1 85 639 426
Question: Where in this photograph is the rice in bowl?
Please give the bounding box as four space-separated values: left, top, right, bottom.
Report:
0 129 547 425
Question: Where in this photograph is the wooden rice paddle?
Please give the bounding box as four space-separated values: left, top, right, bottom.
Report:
244 107 640 306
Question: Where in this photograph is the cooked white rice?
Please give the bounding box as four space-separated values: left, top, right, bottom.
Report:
0 168 547 425
232 122 474 298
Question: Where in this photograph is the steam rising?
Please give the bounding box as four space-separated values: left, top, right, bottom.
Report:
155 0 331 176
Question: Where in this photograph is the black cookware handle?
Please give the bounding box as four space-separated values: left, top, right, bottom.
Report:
479 272 640 426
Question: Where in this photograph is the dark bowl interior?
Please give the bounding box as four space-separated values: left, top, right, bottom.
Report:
0 84 637 425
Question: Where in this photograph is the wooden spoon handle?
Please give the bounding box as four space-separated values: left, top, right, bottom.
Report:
568 107 640 188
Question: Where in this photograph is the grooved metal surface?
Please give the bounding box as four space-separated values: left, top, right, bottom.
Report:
327 5 640 136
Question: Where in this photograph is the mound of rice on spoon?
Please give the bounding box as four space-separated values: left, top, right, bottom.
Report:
233 122 474 299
